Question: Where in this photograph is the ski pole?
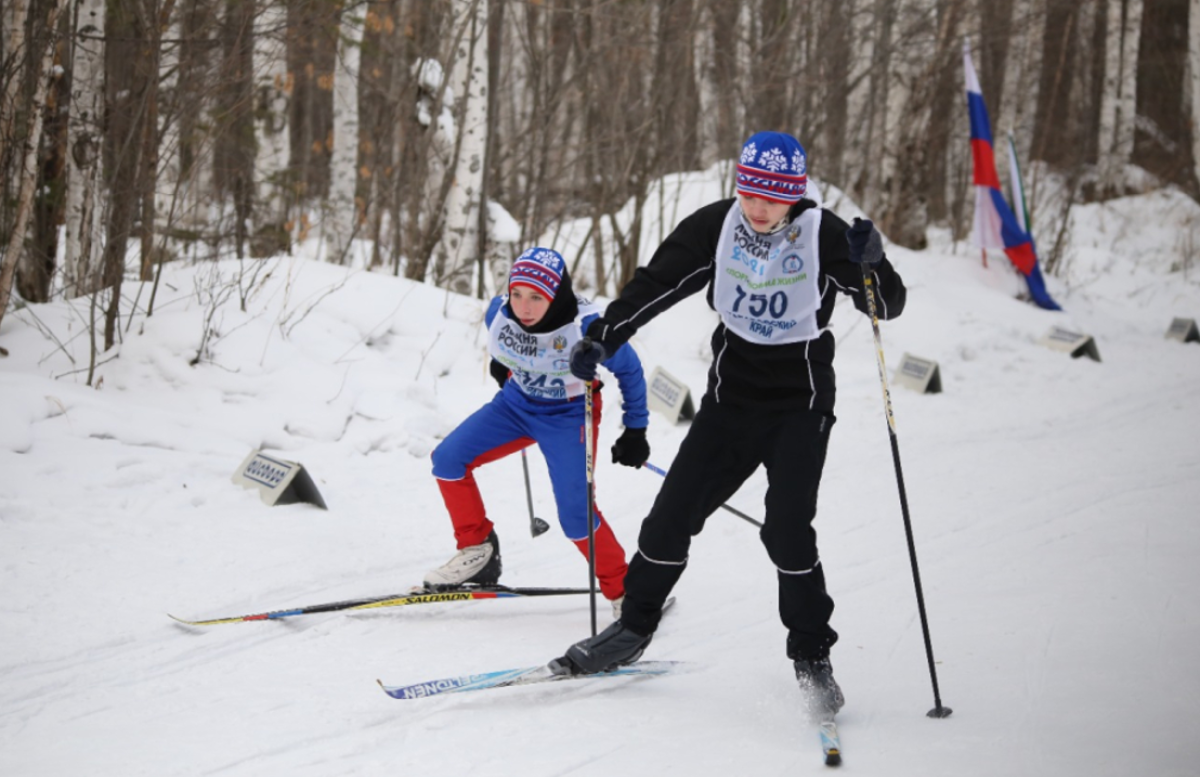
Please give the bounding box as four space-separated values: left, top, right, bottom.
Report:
582 339 599 637
643 461 763 528
521 449 551 538
860 263 952 719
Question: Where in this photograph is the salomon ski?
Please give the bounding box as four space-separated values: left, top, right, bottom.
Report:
169 584 590 626
378 660 686 699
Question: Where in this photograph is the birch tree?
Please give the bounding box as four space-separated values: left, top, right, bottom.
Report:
325 1 364 263
0 0 66 331
63 0 106 296
434 0 488 295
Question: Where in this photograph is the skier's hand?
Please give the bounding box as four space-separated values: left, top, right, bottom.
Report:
611 426 650 469
569 338 606 381
489 359 509 389
846 218 884 267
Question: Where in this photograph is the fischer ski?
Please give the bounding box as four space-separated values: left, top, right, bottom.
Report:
168 584 590 626
378 660 687 699
819 716 842 766
379 596 680 699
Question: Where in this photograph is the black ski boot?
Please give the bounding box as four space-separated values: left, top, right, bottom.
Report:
794 657 845 717
550 620 653 675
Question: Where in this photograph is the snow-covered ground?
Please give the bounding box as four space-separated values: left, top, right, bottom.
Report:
2 183 1200 776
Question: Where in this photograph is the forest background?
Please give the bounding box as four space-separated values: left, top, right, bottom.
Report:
2 0 1199 360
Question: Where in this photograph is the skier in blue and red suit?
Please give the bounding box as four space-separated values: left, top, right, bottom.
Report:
425 247 651 618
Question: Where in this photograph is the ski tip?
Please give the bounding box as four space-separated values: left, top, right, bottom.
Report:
168 613 238 626
824 750 842 767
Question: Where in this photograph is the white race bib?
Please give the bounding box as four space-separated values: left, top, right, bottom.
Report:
488 300 601 400
712 205 823 344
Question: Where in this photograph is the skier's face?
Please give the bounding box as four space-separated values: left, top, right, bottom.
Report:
509 285 552 327
738 194 791 234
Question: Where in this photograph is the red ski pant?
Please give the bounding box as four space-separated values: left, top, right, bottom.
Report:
433 390 627 600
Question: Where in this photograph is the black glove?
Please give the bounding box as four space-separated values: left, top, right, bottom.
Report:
846 218 884 267
611 426 649 469
569 338 606 381
489 359 509 389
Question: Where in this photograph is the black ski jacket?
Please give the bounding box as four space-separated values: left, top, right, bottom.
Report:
586 198 907 413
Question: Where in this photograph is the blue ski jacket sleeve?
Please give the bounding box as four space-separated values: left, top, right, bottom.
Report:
485 296 504 327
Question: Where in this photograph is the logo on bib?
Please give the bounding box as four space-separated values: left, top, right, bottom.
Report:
498 325 539 357
781 254 804 274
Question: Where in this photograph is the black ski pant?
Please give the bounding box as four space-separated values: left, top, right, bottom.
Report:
621 394 839 661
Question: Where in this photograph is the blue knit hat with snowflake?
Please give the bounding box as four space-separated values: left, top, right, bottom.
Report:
735 131 807 204
509 247 566 301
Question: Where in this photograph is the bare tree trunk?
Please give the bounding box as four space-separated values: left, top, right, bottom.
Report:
995 0 1043 174
1190 0 1200 192
1032 1 1081 167
63 0 106 297
213 0 254 258
251 0 290 257
136 0 175 280
859 0 896 213
652 0 700 173
476 0 506 297
0 0 64 331
288 0 340 244
0 0 32 170
706 0 745 159
1132 0 1197 196
22 7 69 303
818 0 852 185
326 0 365 263
977 0 1015 123
1096 0 1142 193
357 0 392 269
435 0 487 294
397 0 449 281
881 0 965 247
99 0 153 350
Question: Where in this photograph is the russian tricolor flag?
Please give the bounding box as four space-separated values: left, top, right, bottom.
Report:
964 41 1060 311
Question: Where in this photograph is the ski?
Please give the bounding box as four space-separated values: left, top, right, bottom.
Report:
378 660 687 699
168 584 590 626
379 596 680 699
819 716 842 766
